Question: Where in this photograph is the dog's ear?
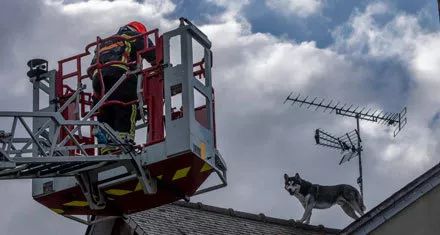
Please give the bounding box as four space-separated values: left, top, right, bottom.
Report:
284 173 289 180
295 173 302 182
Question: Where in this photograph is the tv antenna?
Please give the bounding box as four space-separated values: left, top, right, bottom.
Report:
437 0 440 22
314 129 360 165
284 92 407 197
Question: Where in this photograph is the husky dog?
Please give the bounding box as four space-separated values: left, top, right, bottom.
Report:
284 173 365 224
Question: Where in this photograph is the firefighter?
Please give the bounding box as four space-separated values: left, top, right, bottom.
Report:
90 21 155 154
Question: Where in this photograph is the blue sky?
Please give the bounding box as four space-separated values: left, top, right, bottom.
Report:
169 0 438 47
1 0 440 234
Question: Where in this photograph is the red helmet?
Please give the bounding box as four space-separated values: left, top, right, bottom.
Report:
127 21 147 33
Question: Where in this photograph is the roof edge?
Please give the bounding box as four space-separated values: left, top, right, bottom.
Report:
341 162 440 234
172 201 340 234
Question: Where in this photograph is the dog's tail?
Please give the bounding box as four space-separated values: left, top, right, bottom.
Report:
356 191 366 211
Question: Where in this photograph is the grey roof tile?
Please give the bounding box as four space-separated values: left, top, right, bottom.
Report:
128 201 340 235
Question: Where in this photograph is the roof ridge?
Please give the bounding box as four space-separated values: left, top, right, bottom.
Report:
172 200 340 233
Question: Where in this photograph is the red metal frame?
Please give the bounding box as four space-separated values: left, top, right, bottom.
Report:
192 57 217 147
56 29 165 148
193 58 205 80
34 152 213 215
142 63 165 146
55 28 217 150
35 26 221 216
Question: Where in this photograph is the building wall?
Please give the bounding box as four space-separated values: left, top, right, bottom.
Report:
371 185 440 235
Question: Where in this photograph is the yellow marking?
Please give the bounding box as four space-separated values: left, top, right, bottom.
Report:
200 163 212 173
99 42 124 52
129 104 137 139
105 189 132 196
134 182 142 192
200 143 206 160
172 167 191 181
50 208 64 214
134 175 163 191
111 64 129 70
63 201 88 207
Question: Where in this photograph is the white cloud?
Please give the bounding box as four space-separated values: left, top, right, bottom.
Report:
332 2 428 60
195 1 439 227
5 0 178 99
49 0 175 17
265 0 324 18
200 13 355 114
331 1 440 180
1 0 362 230
0 0 178 234
2 0 440 233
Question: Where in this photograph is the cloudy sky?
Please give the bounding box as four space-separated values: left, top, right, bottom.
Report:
1 0 440 234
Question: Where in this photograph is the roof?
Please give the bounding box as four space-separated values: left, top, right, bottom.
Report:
341 162 440 234
87 163 440 235
125 201 340 235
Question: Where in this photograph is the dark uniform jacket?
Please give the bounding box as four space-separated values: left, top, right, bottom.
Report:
90 25 156 102
90 25 156 77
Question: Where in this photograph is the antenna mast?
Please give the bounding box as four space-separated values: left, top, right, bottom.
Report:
437 0 440 23
285 92 407 197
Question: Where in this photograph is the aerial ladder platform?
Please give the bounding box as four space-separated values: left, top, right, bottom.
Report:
0 18 227 225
